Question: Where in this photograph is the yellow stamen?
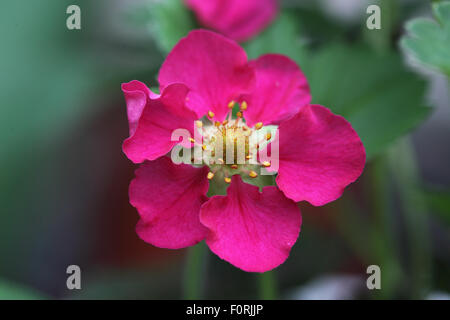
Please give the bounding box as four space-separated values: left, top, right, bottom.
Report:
228 101 235 109
224 177 231 184
207 172 214 180
240 101 248 110
236 111 243 118
195 120 203 128
222 120 229 126
189 138 195 143
255 122 263 130
208 110 215 119
246 155 252 160
231 164 238 169
266 133 272 141
249 171 258 178
262 161 271 167
214 121 221 127
202 144 207 151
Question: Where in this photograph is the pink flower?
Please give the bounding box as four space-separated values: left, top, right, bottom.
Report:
185 0 278 42
122 30 366 272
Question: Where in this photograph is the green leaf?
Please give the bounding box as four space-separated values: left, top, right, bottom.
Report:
147 0 196 53
244 13 308 66
400 1 450 76
303 44 431 159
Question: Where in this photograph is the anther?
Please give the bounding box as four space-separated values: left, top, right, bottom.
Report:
240 101 248 110
246 155 252 160
196 121 203 128
236 111 243 118
207 172 215 180
255 122 263 130
249 171 258 178
189 138 195 143
228 101 235 109
262 161 271 167
222 120 229 126
215 121 221 127
224 177 231 184
208 110 215 118
202 145 207 151
266 133 272 141
231 164 238 169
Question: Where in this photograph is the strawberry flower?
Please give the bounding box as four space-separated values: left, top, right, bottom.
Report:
122 30 365 272
184 0 278 42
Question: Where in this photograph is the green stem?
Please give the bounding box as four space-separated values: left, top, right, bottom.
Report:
370 154 403 299
386 138 432 298
183 241 207 299
258 271 277 300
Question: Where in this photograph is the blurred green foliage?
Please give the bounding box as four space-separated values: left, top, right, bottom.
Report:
146 0 196 53
0 279 47 300
244 13 308 66
0 0 448 300
304 45 430 159
0 1 97 158
0 0 97 278
245 15 430 159
401 1 450 76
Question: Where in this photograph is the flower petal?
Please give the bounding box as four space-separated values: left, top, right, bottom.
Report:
200 175 301 272
131 157 209 249
242 54 311 127
275 105 366 206
122 81 198 163
158 30 255 121
185 0 278 42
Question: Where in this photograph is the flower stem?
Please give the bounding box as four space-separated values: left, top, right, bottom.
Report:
386 138 431 298
258 271 277 300
183 241 207 299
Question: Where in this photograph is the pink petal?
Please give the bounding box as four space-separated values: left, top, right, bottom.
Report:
185 0 278 42
200 175 301 272
130 157 209 249
275 105 366 206
158 30 255 121
242 54 311 127
122 81 198 163
121 80 154 137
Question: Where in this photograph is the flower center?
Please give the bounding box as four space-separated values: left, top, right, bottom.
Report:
195 101 272 184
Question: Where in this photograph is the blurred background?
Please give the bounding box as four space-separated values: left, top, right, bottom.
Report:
0 0 449 299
